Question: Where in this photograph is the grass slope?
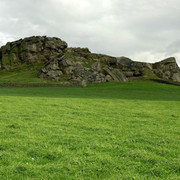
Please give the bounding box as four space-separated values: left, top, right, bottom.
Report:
0 64 46 84
0 81 180 179
0 63 69 84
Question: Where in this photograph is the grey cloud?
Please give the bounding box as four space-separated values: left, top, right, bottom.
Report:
0 0 180 66
166 40 180 54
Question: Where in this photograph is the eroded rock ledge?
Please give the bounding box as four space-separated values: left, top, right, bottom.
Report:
0 36 180 86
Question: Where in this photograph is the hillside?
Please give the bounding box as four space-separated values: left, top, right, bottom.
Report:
0 36 180 86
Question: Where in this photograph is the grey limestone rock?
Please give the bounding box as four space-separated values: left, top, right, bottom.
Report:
117 56 133 67
104 67 127 82
153 57 180 82
91 62 101 71
0 36 67 69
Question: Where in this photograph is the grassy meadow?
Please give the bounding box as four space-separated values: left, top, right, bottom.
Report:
0 80 180 179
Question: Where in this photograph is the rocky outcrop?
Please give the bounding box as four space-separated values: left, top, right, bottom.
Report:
0 36 67 70
39 54 107 83
0 36 180 85
38 47 130 83
153 57 180 82
117 56 153 78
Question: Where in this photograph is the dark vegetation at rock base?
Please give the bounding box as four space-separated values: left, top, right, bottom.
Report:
0 36 180 86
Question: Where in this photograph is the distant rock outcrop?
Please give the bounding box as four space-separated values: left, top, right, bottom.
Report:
0 36 180 85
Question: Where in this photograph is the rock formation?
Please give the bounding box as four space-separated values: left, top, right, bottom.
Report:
0 36 67 70
0 36 180 85
153 57 180 82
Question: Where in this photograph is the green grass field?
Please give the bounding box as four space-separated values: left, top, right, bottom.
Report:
0 80 180 180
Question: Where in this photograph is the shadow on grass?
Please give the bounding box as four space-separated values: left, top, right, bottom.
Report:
0 80 180 101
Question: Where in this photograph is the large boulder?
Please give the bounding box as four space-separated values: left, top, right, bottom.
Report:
117 56 133 67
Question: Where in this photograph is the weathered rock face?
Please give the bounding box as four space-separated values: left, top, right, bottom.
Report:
0 36 180 85
0 36 67 70
117 56 153 78
38 51 107 83
153 57 180 82
38 47 128 83
103 67 127 82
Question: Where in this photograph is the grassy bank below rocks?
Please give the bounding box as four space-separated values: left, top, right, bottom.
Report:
0 80 180 179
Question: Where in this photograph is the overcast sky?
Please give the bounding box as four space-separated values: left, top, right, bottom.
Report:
0 0 180 65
